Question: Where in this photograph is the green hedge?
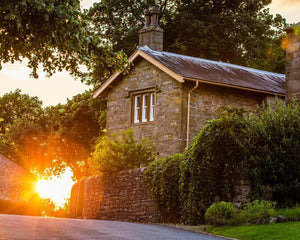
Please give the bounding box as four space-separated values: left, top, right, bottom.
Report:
144 101 300 224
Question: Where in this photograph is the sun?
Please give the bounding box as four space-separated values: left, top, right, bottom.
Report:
36 167 75 208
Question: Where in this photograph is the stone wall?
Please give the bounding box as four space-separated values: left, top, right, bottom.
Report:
70 168 156 222
70 167 252 222
0 154 38 215
183 81 266 144
106 59 186 157
105 59 272 157
285 23 300 104
0 154 36 202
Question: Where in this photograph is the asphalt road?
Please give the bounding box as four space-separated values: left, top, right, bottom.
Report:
0 214 224 240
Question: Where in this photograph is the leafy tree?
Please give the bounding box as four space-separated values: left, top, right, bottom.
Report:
0 89 45 130
0 0 127 81
88 0 286 87
0 90 106 180
46 90 106 150
0 0 90 77
44 91 107 179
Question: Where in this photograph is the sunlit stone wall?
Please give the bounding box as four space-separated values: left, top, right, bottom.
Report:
0 154 38 214
70 168 156 222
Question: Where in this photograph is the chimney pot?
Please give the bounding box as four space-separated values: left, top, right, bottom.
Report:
144 9 151 27
150 6 160 26
138 6 164 51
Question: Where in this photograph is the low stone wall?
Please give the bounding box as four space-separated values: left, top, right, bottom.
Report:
70 168 156 222
70 168 252 222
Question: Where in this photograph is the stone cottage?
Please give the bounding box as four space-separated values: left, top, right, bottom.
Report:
93 7 290 157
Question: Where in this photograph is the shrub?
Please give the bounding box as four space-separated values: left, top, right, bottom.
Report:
249 101 300 206
273 205 300 220
88 129 156 175
237 200 276 224
180 107 252 224
144 154 182 223
145 102 300 224
205 201 237 226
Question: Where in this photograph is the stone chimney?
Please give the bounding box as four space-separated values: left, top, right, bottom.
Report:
138 6 164 51
284 22 300 104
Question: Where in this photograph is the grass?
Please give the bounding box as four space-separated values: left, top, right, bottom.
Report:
273 206 300 220
206 221 300 240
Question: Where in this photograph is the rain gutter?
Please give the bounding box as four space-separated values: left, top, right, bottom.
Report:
186 81 199 148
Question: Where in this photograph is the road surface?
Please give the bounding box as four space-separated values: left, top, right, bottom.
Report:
0 214 225 240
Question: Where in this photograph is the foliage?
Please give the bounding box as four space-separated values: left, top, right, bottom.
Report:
0 90 106 180
273 205 300 220
88 0 286 87
180 107 251 224
39 198 70 218
205 201 237 226
145 102 300 224
89 130 156 175
206 221 300 240
236 200 276 224
144 154 182 222
0 89 47 169
249 101 300 206
0 0 128 83
0 89 45 130
0 0 91 78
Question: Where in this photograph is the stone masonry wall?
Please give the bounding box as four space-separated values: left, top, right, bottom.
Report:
106 59 186 157
182 81 266 144
70 167 252 222
106 59 270 156
70 168 156 222
0 154 35 202
285 25 300 104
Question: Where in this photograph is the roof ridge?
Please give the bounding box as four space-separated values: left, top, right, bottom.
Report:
138 46 285 77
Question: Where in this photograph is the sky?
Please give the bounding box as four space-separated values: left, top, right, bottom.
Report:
0 0 299 107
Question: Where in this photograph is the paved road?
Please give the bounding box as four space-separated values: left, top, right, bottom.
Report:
0 214 224 240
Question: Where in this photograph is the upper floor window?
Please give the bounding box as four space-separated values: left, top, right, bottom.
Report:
132 91 155 124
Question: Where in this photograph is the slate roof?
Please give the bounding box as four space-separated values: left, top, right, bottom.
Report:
93 46 285 98
139 46 285 95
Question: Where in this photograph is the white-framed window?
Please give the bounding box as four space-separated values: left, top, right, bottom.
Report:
150 92 154 121
132 91 155 124
134 95 141 123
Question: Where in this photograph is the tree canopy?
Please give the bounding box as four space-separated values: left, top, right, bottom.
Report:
0 0 127 80
0 0 287 85
0 90 106 180
88 0 286 86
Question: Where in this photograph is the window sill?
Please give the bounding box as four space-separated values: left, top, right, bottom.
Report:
131 121 155 126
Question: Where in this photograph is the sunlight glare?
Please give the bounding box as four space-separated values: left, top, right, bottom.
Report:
36 168 75 207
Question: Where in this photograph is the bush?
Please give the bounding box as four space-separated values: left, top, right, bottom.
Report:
144 154 182 223
272 205 300 220
237 200 276 224
180 107 251 224
145 102 300 224
249 101 300 206
88 129 156 175
205 201 237 226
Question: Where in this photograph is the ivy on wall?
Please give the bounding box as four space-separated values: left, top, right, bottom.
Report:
144 101 300 224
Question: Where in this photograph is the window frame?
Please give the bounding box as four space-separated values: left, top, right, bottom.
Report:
131 89 155 124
